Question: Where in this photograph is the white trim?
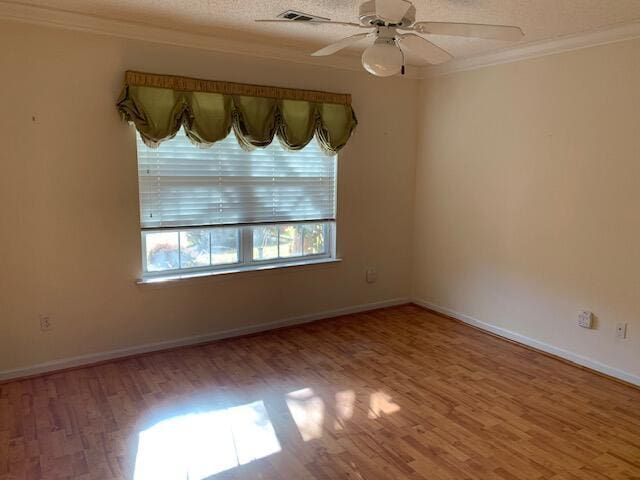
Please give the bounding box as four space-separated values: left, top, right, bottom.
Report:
2 2 640 80
412 298 640 387
0 2 415 77
0 297 410 382
422 20 640 78
0 2 364 73
137 257 342 284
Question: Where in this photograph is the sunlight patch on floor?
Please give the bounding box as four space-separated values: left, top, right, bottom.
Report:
133 400 281 480
368 391 401 419
285 388 325 441
334 390 355 430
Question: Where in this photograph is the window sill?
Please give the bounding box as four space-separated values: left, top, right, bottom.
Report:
136 257 342 285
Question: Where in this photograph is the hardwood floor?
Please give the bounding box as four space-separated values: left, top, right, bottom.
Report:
1 305 639 479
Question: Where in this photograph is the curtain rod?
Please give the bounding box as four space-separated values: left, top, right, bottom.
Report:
124 71 352 106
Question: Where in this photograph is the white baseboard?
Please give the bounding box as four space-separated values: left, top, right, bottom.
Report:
413 298 640 387
0 297 410 382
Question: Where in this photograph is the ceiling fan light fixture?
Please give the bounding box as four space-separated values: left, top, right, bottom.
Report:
361 38 403 77
256 0 525 76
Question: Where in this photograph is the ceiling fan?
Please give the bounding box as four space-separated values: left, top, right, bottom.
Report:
256 0 524 77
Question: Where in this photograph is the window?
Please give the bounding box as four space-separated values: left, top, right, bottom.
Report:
137 130 337 279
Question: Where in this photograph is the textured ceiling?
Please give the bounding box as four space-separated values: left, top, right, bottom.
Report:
12 0 640 64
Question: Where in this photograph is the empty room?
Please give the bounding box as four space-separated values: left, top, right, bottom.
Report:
0 0 639 478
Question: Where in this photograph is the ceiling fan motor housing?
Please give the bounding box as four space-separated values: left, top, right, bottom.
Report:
359 0 416 27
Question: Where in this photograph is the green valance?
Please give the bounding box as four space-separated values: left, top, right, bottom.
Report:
116 71 357 155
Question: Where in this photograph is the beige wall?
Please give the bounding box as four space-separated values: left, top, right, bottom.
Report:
0 21 418 373
413 39 640 380
3 18 639 383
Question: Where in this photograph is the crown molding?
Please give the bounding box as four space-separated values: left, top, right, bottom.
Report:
0 2 428 78
1 2 638 81
0 2 357 69
421 20 640 78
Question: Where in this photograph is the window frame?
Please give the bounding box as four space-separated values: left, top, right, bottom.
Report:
140 221 336 280
135 129 339 282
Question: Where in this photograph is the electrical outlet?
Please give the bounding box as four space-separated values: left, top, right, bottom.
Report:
615 322 627 339
578 311 593 329
366 267 378 284
39 315 52 331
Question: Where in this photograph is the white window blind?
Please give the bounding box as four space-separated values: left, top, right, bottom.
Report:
137 130 337 229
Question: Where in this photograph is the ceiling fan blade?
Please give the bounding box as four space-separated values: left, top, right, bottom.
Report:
397 33 453 65
255 19 368 28
311 33 373 56
375 0 412 24
413 22 524 41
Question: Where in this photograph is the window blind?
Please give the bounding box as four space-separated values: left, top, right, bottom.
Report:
137 130 337 229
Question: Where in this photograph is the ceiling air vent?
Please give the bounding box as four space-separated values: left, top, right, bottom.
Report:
277 10 329 22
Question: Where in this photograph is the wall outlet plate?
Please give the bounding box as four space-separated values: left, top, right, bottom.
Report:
366 267 378 284
615 322 627 339
578 310 593 329
39 314 53 331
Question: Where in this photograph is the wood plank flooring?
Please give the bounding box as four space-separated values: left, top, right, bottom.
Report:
1 305 639 479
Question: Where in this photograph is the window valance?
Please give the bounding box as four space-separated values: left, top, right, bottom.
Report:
116 71 357 155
